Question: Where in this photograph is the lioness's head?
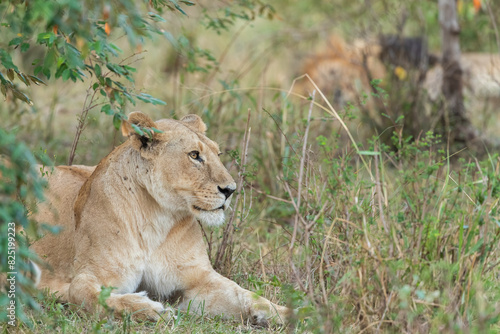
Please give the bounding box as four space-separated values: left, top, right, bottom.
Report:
121 112 236 227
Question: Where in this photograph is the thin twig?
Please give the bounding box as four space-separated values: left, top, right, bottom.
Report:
68 87 99 165
288 90 315 251
306 201 329 230
197 220 212 263
214 108 252 272
286 91 316 302
374 147 388 234
484 0 500 54
319 218 338 304
262 108 298 156
358 320 396 334
250 185 293 204
283 181 308 227
375 291 394 333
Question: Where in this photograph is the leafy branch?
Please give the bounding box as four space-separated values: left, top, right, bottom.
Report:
0 0 194 105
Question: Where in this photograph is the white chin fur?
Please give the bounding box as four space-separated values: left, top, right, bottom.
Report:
197 210 226 227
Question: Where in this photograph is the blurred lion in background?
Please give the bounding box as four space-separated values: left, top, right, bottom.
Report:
298 35 500 133
298 36 386 110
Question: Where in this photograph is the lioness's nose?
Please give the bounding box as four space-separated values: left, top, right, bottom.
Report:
218 185 235 199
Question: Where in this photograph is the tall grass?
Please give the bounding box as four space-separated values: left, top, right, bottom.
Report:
179 80 500 332
6 73 499 333
4 79 499 334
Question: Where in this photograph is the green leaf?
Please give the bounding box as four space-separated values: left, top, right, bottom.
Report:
466 238 484 256
113 113 122 130
358 151 381 156
21 42 30 52
36 32 57 46
143 127 153 138
148 12 166 22
62 69 70 81
122 65 136 73
136 93 166 105
40 224 62 234
28 75 46 86
94 64 101 77
16 71 30 86
131 124 144 136
7 69 14 81
170 0 188 16
113 90 123 105
98 286 116 310
42 67 51 79
101 104 113 115
106 63 125 75
151 97 166 105
151 127 164 134
0 49 18 70
8 37 23 46
11 88 33 105
43 48 57 72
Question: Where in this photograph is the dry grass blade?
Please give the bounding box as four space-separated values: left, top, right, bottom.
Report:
287 73 375 182
214 108 252 273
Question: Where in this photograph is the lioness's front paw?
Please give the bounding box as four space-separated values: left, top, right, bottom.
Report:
249 309 270 327
249 305 289 327
106 292 168 322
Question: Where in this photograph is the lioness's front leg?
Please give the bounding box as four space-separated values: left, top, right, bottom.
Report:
68 272 167 321
179 270 290 326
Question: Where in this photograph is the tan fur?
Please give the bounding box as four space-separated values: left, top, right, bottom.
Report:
299 36 386 108
32 113 290 325
301 36 500 119
424 53 500 100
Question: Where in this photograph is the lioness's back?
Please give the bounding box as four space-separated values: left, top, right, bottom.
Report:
32 165 95 292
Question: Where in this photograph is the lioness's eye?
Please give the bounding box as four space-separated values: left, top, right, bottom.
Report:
189 151 201 160
218 152 223 157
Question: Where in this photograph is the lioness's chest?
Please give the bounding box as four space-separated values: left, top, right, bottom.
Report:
134 254 183 299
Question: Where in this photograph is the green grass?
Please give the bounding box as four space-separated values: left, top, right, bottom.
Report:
18 293 290 334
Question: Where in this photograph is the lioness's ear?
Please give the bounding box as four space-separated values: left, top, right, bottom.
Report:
121 112 157 150
180 114 207 133
129 111 156 128
121 111 157 136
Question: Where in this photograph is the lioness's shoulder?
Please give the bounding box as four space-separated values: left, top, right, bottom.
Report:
55 165 96 180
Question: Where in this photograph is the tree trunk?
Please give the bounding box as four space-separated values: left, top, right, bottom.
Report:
438 0 477 142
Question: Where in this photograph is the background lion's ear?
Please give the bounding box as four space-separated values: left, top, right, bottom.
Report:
180 114 207 133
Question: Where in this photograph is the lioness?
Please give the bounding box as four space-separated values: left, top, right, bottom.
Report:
31 112 289 326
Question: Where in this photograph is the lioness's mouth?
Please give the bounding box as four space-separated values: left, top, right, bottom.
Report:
193 205 225 212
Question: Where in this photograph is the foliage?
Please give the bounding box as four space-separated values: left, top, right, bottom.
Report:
0 0 196 123
202 0 277 34
0 129 50 325
279 127 500 332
